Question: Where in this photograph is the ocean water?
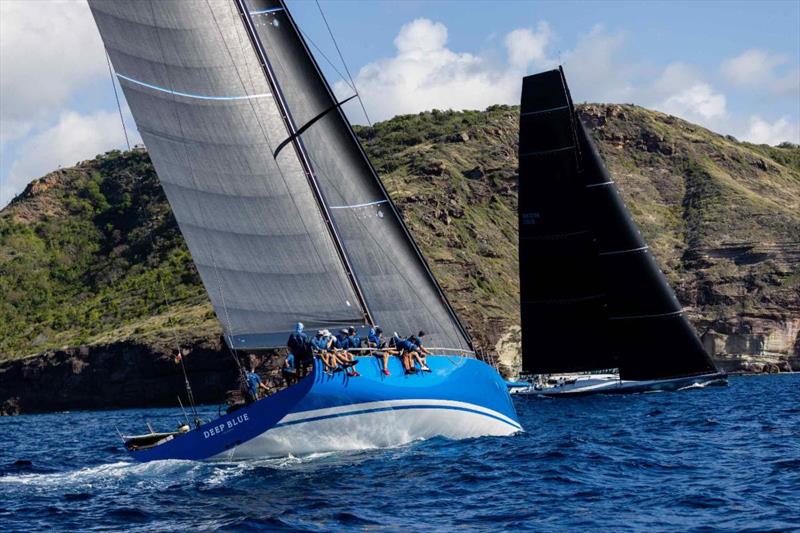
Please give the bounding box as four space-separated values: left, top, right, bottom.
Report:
1 374 798 532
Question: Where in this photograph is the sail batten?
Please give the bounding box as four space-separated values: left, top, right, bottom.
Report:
518 67 719 380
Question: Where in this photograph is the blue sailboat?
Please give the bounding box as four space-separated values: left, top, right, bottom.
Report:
89 0 520 461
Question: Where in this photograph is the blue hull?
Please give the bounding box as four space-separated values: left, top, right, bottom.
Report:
128 355 520 462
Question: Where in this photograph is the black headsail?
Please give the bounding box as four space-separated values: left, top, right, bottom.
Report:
235 0 473 351
518 68 718 380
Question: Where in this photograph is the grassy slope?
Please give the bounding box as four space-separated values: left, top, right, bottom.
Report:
1 104 798 361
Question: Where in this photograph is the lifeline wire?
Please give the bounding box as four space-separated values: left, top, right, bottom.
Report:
314 0 372 127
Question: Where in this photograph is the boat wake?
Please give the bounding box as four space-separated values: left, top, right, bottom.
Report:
0 460 197 488
0 443 416 492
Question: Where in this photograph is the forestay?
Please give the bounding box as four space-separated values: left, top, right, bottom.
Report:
89 0 365 347
518 68 718 380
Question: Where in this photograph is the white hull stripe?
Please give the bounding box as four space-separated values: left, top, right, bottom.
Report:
279 399 521 430
116 73 271 101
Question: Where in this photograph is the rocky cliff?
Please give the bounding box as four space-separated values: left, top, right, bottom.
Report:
1 104 798 413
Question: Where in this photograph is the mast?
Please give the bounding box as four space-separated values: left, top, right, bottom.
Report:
233 0 373 327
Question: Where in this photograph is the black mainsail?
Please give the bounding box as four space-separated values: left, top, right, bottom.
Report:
518 68 719 381
90 0 472 351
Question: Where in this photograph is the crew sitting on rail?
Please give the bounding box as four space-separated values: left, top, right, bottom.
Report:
391 332 415 374
312 330 337 372
408 331 432 372
338 327 361 377
314 329 359 377
368 326 396 376
335 328 350 349
346 326 362 349
393 332 431 374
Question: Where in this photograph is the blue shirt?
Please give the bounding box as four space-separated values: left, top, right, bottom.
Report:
311 335 325 350
396 338 417 352
246 372 261 398
283 353 296 372
368 332 383 348
347 334 361 349
287 331 308 354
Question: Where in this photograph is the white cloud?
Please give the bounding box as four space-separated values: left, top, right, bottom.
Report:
338 18 536 121
652 62 726 122
505 23 553 69
4 110 135 206
340 19 646 124
660 83 727 121
721 49 799 94
0 0 106 143
742 115 799 145
560 25 635 103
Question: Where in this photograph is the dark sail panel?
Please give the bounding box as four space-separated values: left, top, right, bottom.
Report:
236 0 472 350
577 125 717 380
518 70 613 374
519 68 718 380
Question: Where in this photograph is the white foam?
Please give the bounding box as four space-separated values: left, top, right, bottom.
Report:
0 460 198 488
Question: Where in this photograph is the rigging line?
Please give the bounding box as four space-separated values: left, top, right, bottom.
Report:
104 50 130 151
297 27 356 93
314 0 372 127
143 0 210 412
215 0 362 316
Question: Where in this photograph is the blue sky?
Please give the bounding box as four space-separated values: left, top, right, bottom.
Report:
1 0 798 208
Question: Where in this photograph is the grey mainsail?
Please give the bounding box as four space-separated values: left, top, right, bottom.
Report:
89 0 365 347
90 0 472 350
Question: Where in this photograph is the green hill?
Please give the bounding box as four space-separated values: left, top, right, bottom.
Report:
1 104 799 374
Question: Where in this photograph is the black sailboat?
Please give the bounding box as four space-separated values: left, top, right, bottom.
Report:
515 68 727 396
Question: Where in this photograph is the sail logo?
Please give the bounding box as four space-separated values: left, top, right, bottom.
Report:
203 413 250 439
521 212 540 225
